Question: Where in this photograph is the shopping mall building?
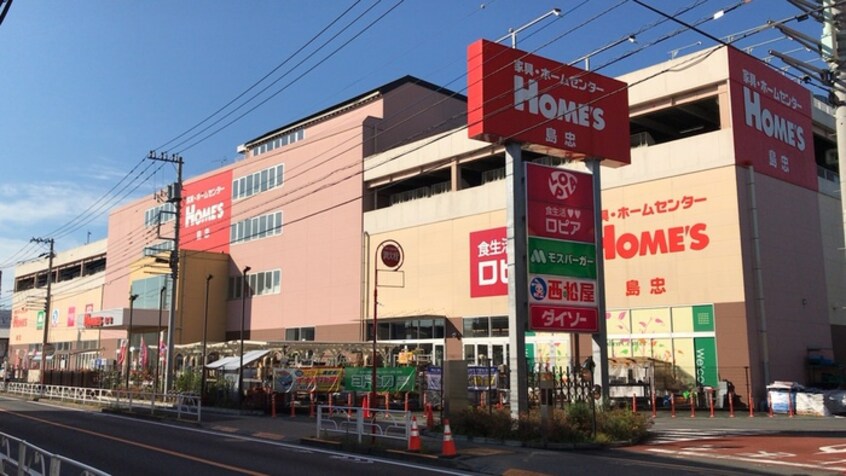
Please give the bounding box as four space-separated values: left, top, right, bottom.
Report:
10 45 845 400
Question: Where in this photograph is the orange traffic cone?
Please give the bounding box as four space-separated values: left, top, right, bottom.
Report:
408 416 421 452
441 418 457 457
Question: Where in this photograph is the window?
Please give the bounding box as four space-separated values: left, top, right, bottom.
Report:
231 211 283 244
228 269 281 299
232 163 285 201
462 316 509 338
491 316 509 337
464 345 476 363
144 202 176 227
366 318 446 341
249 129 305 157
286 327 315 341
464 317 490 338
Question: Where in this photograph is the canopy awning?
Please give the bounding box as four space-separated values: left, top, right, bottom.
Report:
206 350 269 371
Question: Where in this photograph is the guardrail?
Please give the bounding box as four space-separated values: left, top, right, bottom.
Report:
0 430 110 475
0 382 201 423
316 405 411 444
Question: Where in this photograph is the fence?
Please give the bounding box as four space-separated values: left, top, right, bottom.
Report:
0 430 110 476
527 366 595 409
316 405 411 444
0 382 201 423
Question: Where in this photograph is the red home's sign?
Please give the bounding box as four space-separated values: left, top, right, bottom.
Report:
728 48 815 191
180 170 232 252
467 39 630 166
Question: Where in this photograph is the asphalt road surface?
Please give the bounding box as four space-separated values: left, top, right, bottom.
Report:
0 397 468 476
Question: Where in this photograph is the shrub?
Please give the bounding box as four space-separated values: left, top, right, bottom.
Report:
450 402 651 445
175 369 201 393
452 406 513 439
596 407 651 442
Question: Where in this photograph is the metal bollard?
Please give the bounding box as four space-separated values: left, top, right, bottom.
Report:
690 394 696 418
651 393 657 418
728 391 735 418
708 389 715 418
670 394 676 418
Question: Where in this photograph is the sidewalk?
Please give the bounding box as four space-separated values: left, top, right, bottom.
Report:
193 407 846 474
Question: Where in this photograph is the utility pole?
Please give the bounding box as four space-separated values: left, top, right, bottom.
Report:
31 237 54 399
770 1 846 387
148 151 183 392
827 2 846 257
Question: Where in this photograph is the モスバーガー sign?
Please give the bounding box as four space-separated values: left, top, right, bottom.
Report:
467 39 630 166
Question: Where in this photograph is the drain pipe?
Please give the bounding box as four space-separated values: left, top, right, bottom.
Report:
747 166 770 391
361 231 371 342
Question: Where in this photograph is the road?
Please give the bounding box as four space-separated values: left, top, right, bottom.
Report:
2 395 844 476
0 396 466 476
619 415 846 476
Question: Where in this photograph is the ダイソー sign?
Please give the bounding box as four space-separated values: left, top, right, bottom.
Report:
467 39 630 166
530 304 598 332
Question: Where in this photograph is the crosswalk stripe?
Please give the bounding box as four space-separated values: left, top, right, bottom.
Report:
647 428 769 445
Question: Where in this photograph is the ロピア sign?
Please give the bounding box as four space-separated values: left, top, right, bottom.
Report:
469 227 508 297
467 39 630 166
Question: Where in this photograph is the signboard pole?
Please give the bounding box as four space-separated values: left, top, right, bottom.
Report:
506 142 529 419
586 159 609 401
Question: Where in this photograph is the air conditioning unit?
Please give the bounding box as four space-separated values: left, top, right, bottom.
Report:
630 131 655 148
825 149 838 166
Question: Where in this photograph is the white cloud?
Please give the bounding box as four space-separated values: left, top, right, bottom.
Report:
0 182 121 229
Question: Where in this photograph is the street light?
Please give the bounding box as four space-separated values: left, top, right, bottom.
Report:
371 240 404 414
200 274 213 403
239 266 251 407
125 293 139 391
495 8 561 48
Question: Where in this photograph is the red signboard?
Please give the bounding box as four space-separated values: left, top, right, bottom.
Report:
67 306 76 327
467 39 630 166
180 170 232 252
529 304 598 333
526 163 594 243
84 314 114 328
380 244 402 269
469 227 507 297
728 48 816 191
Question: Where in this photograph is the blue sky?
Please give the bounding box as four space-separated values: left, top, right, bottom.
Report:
0 0 825 306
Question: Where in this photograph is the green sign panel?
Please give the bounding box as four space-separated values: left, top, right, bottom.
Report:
693 337 718 387
36 310 45 330
528 237 596 279
343 367 416 392
692 305 715 332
